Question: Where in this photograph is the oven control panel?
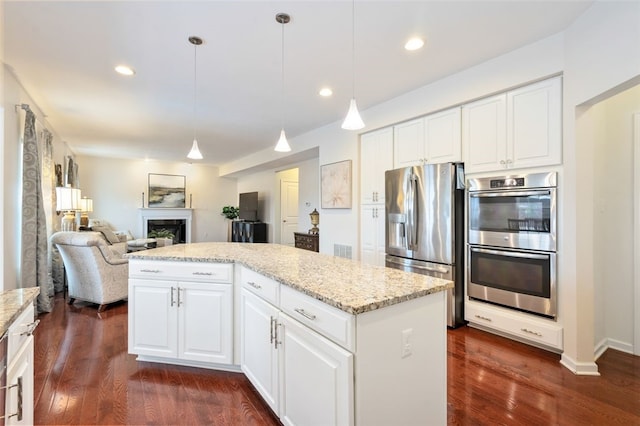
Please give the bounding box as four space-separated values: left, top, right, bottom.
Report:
490 177 525 188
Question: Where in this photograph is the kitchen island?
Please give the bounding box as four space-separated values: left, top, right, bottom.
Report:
127 242 451 426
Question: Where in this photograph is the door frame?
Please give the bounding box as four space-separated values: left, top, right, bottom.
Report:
634 112 640 355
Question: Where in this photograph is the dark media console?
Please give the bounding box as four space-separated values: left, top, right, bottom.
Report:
231 221 267 243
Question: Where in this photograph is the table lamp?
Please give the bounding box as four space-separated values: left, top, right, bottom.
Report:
309 208 319 234
79 197 93 227
56 186 81 231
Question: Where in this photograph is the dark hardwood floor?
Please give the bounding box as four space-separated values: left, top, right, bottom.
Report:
33 293 640 425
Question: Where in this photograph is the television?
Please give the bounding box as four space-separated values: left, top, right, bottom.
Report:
238 191 259 221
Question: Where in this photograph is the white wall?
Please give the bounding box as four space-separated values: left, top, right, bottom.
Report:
0 0 5 291
77 155 237 242
593 84 640 355
297 157 320 233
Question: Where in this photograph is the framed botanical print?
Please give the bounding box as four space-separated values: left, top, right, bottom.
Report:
321 160 352 209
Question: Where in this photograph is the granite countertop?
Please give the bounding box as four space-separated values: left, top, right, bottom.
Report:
0 288 40 337
127 243 453 315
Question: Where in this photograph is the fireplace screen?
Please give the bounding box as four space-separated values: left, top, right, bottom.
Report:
147 219 187 244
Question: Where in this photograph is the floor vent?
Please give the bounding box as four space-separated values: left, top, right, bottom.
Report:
333 244 352 259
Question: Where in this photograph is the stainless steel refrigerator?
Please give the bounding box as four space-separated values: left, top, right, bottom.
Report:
385 162 465 327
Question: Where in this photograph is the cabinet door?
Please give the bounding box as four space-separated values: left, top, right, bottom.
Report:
507 76 562 169
128 279 178 358
393 118 425 168
278 312 353 426
360 127 393 204
360 206 379 266
178 282 232 364
240 289 280 414
5 337 33 426
462 94 507 173
424 106 461 164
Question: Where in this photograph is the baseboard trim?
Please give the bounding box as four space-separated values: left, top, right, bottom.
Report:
560 353 600 376
594 338 635 360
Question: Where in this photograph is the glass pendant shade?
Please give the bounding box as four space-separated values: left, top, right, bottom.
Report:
187 139 203 160
274 129 291 152
341 98 365 130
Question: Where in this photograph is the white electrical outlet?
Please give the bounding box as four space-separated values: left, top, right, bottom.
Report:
401 328 413 358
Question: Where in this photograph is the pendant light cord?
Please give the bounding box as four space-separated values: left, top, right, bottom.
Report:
281 19 285 130
351 0 355 99
193 41 198 141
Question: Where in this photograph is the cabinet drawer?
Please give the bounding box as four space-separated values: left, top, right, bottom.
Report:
8 303 36 363
280 285 355 351
466 301 563 350
240 267 280 306
129 260 233 283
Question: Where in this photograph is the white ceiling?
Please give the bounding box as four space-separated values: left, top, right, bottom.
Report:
4 1 593 167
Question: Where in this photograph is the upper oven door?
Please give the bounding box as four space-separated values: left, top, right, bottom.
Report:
468 187 556 251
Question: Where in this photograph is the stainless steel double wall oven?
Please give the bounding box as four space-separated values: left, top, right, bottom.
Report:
467 172 557 318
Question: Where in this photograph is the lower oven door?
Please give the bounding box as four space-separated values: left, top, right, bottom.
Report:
467 245 556 318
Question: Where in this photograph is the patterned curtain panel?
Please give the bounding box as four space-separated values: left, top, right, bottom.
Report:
21 109 54 313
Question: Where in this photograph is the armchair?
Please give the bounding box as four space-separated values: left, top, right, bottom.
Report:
50 231 128 312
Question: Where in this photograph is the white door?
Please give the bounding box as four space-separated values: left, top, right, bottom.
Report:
360 205 385 266
278 312 354 426
240 289 280 414
128 279 178 358
424 106 462 164
280 179 299 246
394 118 425 168
5 337 34 426
178 281 232 364
462 93 507 173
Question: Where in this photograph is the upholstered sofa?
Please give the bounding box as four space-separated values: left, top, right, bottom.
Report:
50 231 128 312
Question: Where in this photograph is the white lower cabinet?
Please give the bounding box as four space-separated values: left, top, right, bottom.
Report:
278 312 353 426
129 276 233 365
5 304 37 426
360 205 386 267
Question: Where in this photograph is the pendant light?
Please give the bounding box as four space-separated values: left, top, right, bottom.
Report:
342 0 365 130
274 13 292 152
187 36 204 160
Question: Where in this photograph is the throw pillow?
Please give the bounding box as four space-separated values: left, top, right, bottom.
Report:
92 226 121 244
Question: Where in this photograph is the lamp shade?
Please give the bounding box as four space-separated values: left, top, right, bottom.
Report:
341 98 365 130
56 187 81 211
79 197 93 213
187 139 203 160
274 129 291 152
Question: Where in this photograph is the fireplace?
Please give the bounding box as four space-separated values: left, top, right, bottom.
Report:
140 208 192 243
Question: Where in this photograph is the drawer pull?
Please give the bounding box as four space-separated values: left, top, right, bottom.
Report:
294 308 317 321
521 328 543 337
192 271 213 276
270 316 275 344
247 281 262 290
1 377 23 421
20 319 40 336
474 314 492 322
140 269 162 273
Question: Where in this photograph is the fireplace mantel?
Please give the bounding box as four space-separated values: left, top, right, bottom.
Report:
139 208 193 243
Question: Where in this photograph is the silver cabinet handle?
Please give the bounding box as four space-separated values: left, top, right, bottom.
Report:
274 321 281 349
170 287 175 307
294 308 317 321
140 269 162 273
270 316 275 344
1 377 23 421
177 287 183 307
247 281 262 290
20 319 40 336
474 314 492 322
192 271 213 276
499 160 506 165
521 328 543 337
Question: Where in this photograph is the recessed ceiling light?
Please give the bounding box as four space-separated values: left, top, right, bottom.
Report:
115 65 135 76
404 37 424 51
319 87 333 97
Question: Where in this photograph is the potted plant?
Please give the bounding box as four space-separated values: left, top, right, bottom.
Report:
221 206 239 242
148 228 175 247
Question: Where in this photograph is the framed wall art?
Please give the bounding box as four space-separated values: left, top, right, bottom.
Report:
148 173 186 208
321 159 352 209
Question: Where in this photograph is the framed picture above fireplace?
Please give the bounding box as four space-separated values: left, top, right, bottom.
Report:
148 173 186 208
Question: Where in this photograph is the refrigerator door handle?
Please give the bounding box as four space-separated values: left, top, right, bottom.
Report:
409 174 419 250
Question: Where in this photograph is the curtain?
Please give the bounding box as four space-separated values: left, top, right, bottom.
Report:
21 109 54 313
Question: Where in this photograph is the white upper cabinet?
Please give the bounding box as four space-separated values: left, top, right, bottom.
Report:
360 127 393 204
393 107 462 168
393 118 424 169
463 76 562 173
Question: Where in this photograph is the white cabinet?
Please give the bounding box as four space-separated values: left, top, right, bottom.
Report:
360 205 386 267
393 107 462 168
393 118 424 169
239 268 354 426
128 260 233 366
240 289 280 413
278 312 353 426
5 304 37 426
463 77 562 173
465 299 563 350
360 127 393 204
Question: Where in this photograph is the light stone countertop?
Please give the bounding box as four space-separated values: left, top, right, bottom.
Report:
0 288 40 337
126 242 453 315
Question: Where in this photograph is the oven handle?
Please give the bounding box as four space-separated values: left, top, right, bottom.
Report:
470 246 550 260
469 190 551 198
